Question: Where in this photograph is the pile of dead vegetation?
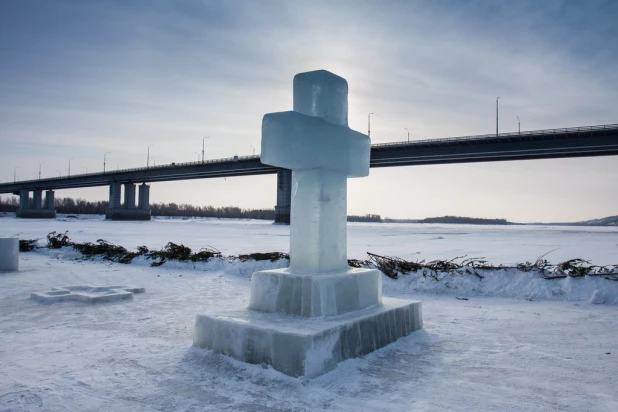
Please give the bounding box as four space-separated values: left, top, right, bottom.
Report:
39 231 224 266
21 231 286 267
19 239 39 252
19 231 618 281
366 252 618 281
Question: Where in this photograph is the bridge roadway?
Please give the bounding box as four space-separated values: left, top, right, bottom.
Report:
1 123 617 194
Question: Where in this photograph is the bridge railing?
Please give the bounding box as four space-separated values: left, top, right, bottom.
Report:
10 154 263 185
371 123 618 148
6 124 618 185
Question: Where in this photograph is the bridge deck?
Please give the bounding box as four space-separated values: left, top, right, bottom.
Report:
1 124 617 194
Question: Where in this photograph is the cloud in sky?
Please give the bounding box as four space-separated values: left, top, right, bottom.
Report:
1 0 617 221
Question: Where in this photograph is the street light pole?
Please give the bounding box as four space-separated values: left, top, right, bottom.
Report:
14 166 19 183
202 136 210 163
194 152 200 162
517 116 520 135
114 163 119 171
38 163 44 180
368 113 374 138
69 158 74 177
250 145 255 155
56 170 61 177
104 151 111 172
496 97 500 137
147 145 154 168
202 137 209 163
405 127 410 143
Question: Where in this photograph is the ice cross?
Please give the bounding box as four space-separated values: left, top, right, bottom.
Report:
261 70 371 273
193 71 421 377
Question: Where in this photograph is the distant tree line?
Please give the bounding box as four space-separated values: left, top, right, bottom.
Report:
57 198 108 214
0 196 275 220
150 203 275 220
0 196 510 224
416 216 510 225
382 218 418 223
0 196 17 212
347 214 382 222
0 197 109 214
349 215 510 225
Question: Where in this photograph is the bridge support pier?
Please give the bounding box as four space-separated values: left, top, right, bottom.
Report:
109 183 122 208
16 189 57 219
124 183 136 209
274 169 292 224
45 190 55 210
19 189 29 209
138 184 151 211
33 189 42 209
106 182 151 221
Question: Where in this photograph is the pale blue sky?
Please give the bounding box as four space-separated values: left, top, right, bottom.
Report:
1 0 617 222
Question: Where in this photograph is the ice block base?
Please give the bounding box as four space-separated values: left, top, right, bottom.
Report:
193 297 422 378
249 268 382 317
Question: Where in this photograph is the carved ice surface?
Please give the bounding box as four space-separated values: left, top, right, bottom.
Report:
293 69 348 127
290 169 348 273
194 298 423 378
194 69 422 378
0 238 19 271
261 70 370 275
261 112 370 177
249 267 382 317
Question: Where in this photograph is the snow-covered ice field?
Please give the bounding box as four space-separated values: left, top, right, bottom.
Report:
1 215 617 411
3 213 618 265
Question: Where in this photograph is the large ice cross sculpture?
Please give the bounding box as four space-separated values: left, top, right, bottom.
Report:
193 70 422 377
261 70 371 273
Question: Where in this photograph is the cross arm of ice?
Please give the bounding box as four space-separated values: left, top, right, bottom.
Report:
261 111 370 177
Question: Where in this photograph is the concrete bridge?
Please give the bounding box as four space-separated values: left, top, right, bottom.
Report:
2 123 617 223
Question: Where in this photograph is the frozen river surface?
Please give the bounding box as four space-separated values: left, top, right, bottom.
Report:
2 213 618 265
0 215 617 411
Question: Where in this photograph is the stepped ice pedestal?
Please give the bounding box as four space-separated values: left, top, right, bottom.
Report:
249 267 382 317
193 70 422 377
195 298 422 378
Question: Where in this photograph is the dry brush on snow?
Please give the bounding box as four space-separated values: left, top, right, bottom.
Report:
19 231 618 284
366 252 618 281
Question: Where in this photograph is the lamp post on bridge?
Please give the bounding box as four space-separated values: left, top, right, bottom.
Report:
194 152 200 162
68 158 74 177
496 97 500 137
56 170 61 177
202 137 209 163
114 163 119 171
368 113 374 138
83 166 88 174
147 145 154 168
38 163 44 180
250 145 255 155
405 127 410 143
517 116 520 135
104 151 111 172
14 166 19 183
